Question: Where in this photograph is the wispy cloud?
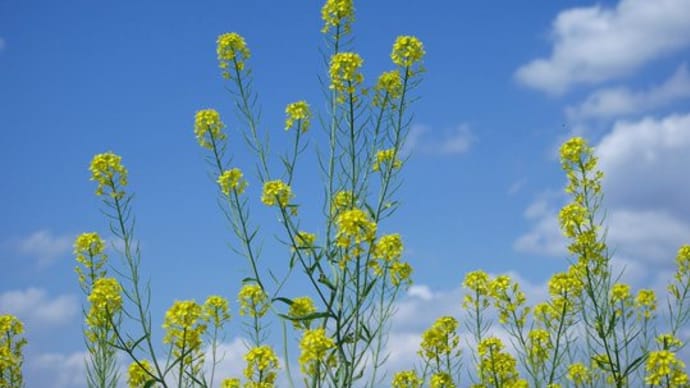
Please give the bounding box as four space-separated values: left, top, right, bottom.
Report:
566 64 690 120
515 0 690 95
14 230 73 267
0 288 78 327
403 124 475 156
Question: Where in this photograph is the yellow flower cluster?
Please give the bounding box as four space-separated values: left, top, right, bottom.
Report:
221 378 241 388
320 0 354 34
390 261 413 287
74 232 107 290
656 333 683 350
162 300 207 367
558 203 587 239
218 168 247 196
610 282 633 317
294 231 316 250
419 316 459 360
392 370 422 388
477 337 522 387
261 179 293 208
373 70 402 108
284 101 312 132
430 372 455 388
644 350 688 386
86 277 123 329
462 270 491 309
566 362 592 385
373 233 403 262
334 208 377 261
194 109 226 150
370 233 411 285
238 284 270 318
217 32 250 79
331 190 354 214
89 152 128 199
299 328 336 376
244 345 279 387
0 314 26 386
677 244 690 275
288 296 316 330
373 148 402 172
527 329 552 366
203 295 231 327
329 52 364 103
488 275 528 326
127 360 154 388
635 288 657 320
391 36 425 68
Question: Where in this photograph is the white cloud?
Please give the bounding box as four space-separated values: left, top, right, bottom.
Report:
0 288 78 327
28 351 88 388
567 64 690 120
15 230 73 267
407 285 434 301
403 124 475 156
515 0 690 94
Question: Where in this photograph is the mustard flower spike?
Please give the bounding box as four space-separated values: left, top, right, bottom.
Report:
217 32 250 79
218 168 247 196
194 109 226 150
238 284 270 318
430 372 455 388
676 244 690 275
329 52 364 103
392 370 422 388
373 70 403 107
373 148 402 172
203 295 231 327
285 100 312 132
288 296 317 330
86 277 123 329
89 151 128 198
566 362 592 385
644 350 688 386
299 328 336 376
321 0 354 34
261 179 293 208
127 360 154 388
391 36 425 68
243 345 279 385
220 378 241 388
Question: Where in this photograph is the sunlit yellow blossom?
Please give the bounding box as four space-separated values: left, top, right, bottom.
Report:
331 190 354 214
462 270 491 309
676 244 690 275
0 314 26 386
89 152 128 198
294 231 316 250
217 32 250 79
558 203 587 238
489 275 529 326
373 148 402 172
419 316 460 360
285 101 312 132
392 370 422 388
373 234 403 261
645 350 688 386
299 328 336 376
127 360 154 388
218 168 247 196
74 232 108 290
656 333 683 350
548 271 583 298
244 345 279 387
261 179 293 208
559 137 588 166
288 296 317 330
162 300 207 368
238 284 270 318
203 295 231 327
391 36 425 68
221 378 241 388
194 109 226 150
635 288 656 320
335 207 377 248
527 329 551 365
390 261 413 287
566 362 592 385
321 0 354 34
477 337 521 387
430 372 455 388
87 277 122 328
329 52 364 103
373 70 402 107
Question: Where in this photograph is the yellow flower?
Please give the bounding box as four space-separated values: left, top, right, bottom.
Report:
89 152 128 198
392 370 422 388
162 300 207 367
419 316 459 360
221 378 241 388
0 315 27 388
656 333 683 350
218 168 247 196
373 234 403 262
285 101 312 132
299 328 336 376
321 0 354 34
217 32 250 79
288 296 317 330
645 350 688 386
373 70 402 107
238 284 269 318
74 232 108 290
294 231 316 250
335 207 377 250
462 270 491 309
527 329 551 365
86 277 122 329
559 137 588 166
244 345 279 386
390 261 413 287
329 52 364 103
331 190 354 214
676 244 690 276
635 289 656 320
558 203 587 238
194 109 226 150
391 36 425 68
373 148 402 172
127 360 154 388
489 275 528 326
261 179 293 208
430 372 455 388
547 271 583 298
566 362 591 385
203 295 231 327
477 337 521 386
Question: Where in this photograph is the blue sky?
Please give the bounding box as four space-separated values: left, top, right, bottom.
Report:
1 0 690 386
